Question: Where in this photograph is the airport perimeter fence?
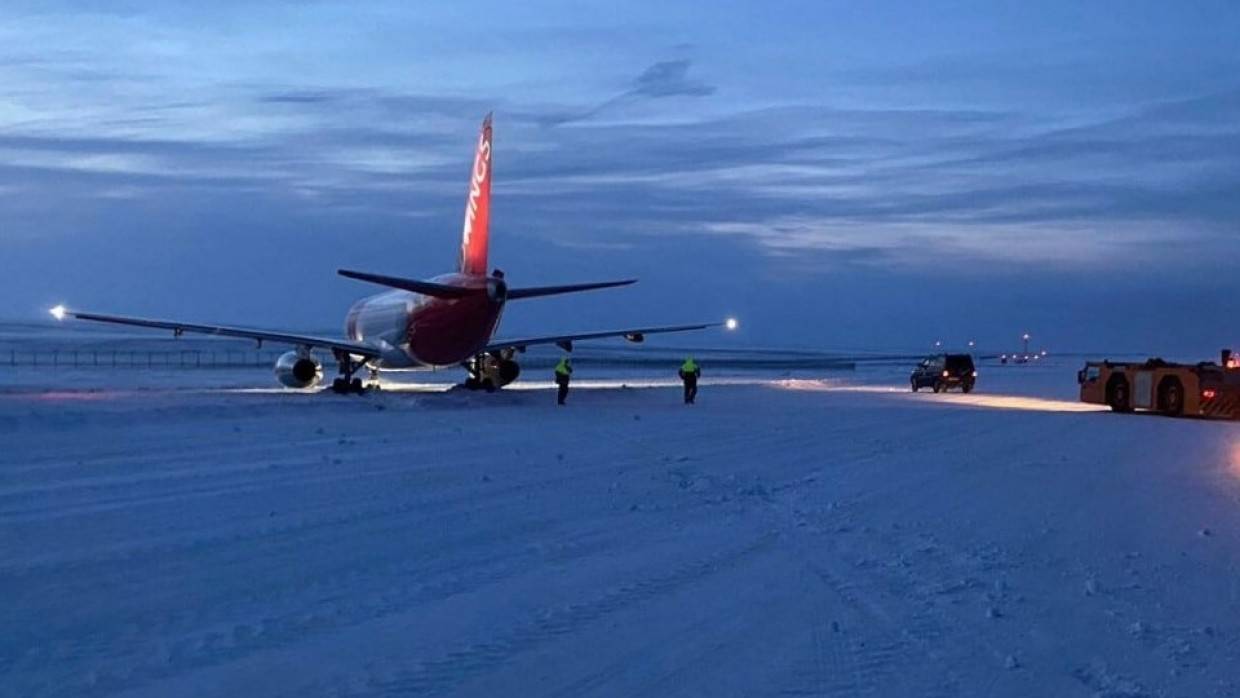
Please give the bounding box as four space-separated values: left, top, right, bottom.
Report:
3 348 333 369
3 347 859 372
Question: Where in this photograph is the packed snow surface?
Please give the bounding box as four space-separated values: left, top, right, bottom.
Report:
3 361 1240 697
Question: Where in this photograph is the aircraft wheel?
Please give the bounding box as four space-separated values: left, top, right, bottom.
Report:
483 379 497 393
332 377 348 394
350 377 365 394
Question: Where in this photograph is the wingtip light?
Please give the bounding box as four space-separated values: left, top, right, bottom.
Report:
724 317 739 331
49 304 67 321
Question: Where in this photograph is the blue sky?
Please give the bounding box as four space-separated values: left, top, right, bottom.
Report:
2 1 1238 355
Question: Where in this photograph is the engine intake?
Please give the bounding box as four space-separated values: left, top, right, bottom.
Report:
274 351 323 389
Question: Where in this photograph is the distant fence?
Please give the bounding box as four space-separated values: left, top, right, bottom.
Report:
3 348 858 372
3 349 331 369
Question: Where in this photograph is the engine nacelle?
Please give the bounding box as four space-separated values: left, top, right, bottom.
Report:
274 351 323 389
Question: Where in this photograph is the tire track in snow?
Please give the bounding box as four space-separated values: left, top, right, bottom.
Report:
0 432 457 521
328 533 778 697
802 561 915 696
10 450 751 697
773 508 1015 696
9 521 642 698
5 424 698 571
775 567 866 697
739 432 1025 696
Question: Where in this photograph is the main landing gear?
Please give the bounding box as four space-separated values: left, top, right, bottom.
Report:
331 376 365 394
330 351 377 394
461 351 521 392
463 353 497 392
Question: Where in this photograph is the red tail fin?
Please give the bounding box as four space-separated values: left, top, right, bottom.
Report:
459 113 492 275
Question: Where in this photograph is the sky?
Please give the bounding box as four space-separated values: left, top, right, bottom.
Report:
1 1 1238 356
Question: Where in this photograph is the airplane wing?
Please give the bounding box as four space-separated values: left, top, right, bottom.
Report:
485 323 720 353
54 308 380 358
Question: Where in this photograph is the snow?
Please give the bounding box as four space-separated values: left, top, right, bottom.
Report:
3 357 1240 697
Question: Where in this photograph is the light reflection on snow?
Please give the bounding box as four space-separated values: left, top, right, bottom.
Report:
923 394 1108 413
498 378 771 391
773 379 893 393
219 377 776 395
772 379 1106 413
29 390 123 401
15 379 1111 418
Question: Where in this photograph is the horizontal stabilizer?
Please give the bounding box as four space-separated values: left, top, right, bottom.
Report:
507 279 636 300
337 269 476 299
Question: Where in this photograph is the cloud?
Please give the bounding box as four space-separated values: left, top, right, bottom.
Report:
630 59 716 99
1 5 1237 280
260 90 340 105
536 58 716 126
5 84 1238 277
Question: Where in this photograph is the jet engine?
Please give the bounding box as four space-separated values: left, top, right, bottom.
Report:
274 351 323 389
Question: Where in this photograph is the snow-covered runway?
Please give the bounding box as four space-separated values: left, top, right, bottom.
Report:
3 373 1240 697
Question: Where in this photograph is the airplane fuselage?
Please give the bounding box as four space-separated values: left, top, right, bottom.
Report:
344 273 507 368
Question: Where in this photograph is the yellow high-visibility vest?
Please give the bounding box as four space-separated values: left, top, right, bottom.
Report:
681 358 698 373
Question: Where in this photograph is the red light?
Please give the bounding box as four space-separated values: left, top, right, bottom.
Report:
1203 389 1217 400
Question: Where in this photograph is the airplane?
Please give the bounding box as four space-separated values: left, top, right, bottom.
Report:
49 114 725 393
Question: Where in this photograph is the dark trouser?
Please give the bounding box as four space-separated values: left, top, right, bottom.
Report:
557 381 569 404
683 378 698 404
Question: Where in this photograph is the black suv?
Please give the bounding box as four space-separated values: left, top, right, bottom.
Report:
911 354 976 393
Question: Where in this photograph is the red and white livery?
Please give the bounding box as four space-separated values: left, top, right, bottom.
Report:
54 114 718 393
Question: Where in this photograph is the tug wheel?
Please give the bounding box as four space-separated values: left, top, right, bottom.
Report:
1107 377 1131 413
1159 378 1184 416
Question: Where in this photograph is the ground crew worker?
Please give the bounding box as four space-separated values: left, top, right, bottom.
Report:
554 357 573 405
678 356 701 404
